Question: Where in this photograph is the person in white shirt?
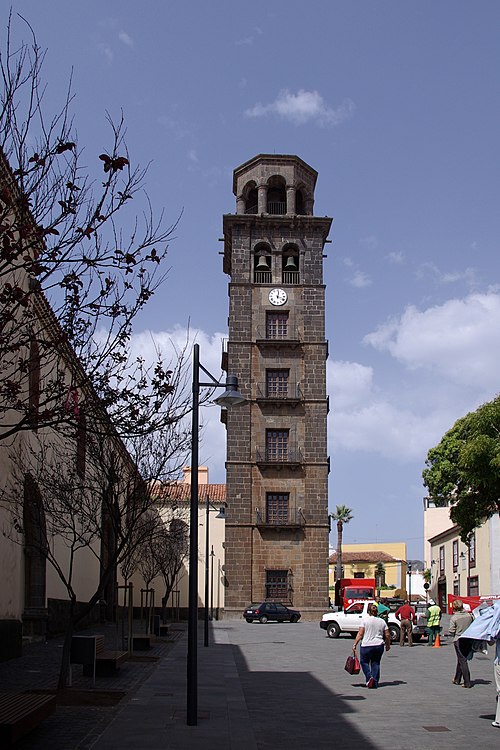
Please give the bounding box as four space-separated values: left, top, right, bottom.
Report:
352 603 391 688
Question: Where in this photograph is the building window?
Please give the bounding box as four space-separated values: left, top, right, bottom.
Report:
453 580 460 596
266 369 289 398
468 532 476 569
266 492 289 525
266 311 288 340
439 545 445 576
265 569 289 600
452 540 459 572
266 429 289 462
468 575 479 597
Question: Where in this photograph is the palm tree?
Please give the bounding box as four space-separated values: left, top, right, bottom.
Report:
330 505 353 585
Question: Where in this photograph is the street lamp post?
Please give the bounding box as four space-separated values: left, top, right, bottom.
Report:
187 343 246 727
210 545 215 621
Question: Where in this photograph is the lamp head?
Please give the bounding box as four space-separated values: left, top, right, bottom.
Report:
213 375 246 408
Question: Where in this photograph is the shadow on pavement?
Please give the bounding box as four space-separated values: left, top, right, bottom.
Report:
233 647 378 748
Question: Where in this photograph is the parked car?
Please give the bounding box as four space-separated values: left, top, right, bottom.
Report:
319 600 427 642
243 602 301 624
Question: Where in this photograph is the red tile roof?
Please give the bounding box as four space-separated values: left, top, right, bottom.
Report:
156 483 226 504
329 551 397 564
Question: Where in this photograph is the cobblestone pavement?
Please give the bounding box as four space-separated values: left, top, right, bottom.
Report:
0 621 184 749
3 617 500 749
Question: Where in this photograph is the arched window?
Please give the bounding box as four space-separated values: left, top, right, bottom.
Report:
242 181 258 214
282 244 300 284
267 176 286 214
296 188 305 215
23 475 47 613
253 242 272 283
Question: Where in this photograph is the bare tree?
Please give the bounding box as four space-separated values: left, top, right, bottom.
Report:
0 12 182 442
156 517 189 623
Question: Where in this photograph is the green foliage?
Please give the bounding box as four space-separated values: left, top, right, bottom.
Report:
330 505 353 524
422 395 500 541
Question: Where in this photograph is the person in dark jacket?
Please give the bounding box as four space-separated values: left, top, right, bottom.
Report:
448 599 474 688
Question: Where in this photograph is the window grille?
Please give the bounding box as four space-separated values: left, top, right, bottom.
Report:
266 311 288 339
265 569 289 600
266 429 289 462
266 493 289 525
266 370 289 398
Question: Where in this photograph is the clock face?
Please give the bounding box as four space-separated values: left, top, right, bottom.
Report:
268 288 288 306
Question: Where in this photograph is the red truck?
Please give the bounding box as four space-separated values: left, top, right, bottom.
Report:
337 578 376 609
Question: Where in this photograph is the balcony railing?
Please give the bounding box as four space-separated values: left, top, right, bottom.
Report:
256 382 302 404
255 326 301 346
282 270 300 285
267 201 287 215
256 446 303 469
254 270 272 284
256 507 306 528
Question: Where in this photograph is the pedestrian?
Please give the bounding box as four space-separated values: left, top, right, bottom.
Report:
352 602 391 689
456 600 500 727
395 599 416 646
448 599 474 688
375 595 389 622
427 600 442 646
492 630 500 728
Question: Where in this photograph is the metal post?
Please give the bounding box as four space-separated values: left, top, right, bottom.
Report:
204 494 210 647
408 561 412 605
210 545 215 621
187 343 200 726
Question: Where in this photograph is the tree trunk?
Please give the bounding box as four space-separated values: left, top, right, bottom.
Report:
336 520 343 584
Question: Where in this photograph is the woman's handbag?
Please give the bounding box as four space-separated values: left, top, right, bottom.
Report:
344 654 361 675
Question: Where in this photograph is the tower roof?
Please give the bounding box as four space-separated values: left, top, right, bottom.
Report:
232 153 318 195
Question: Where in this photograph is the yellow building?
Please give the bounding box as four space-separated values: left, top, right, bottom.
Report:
329 542 408 598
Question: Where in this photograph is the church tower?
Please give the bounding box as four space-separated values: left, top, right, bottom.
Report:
221 154 331 619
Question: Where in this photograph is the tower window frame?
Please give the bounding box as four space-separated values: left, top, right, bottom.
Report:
266 369 289 398
265 569 290 601
266 492 289 525
266 311 288 340
266 429 289 462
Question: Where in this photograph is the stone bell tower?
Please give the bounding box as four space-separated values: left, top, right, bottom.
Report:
221 154 331 620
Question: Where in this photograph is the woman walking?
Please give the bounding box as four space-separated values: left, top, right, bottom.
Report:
352 602 391 688
448 599 474 688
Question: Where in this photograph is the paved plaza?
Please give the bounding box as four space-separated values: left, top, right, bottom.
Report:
1 616 499 748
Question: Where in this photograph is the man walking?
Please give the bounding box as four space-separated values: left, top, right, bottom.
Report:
395 599 416 646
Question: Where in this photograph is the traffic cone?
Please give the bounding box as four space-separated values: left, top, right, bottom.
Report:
433 633 441 648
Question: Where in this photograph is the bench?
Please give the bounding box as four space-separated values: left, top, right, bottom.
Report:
0 692 56 745
132 634 153 651
81 635 128 677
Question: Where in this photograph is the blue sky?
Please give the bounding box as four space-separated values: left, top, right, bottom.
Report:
7 1 500 559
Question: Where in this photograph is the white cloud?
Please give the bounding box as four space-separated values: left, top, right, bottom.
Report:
118 30 134 47
350 271 372 288
359 235 379 251
127 327 229 481
386 251 404 264
329 361 373 410
330 400 447 461
363 292 500 390
245 89 355 127
416 261 477 287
